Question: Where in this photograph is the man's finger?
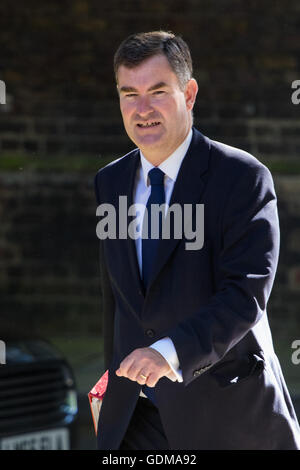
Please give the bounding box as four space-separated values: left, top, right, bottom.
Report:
145 372 159 388
115 347 172 384
166 369 177 382
135 371 148 385
126 364 148 382
116 356 135 377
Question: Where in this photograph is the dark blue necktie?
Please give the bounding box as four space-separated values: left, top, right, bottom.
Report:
142 167 165 286
141 167 165 405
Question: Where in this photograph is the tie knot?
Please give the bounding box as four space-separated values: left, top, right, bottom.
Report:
148 167 164 186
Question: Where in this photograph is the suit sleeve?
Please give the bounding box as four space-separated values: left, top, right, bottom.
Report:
95 172 115 370
167 163 280 386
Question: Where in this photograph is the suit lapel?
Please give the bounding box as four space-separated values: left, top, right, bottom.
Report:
104 149 146 316
145 128 211 294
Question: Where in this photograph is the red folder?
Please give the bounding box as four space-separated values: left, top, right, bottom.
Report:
88 370 108 435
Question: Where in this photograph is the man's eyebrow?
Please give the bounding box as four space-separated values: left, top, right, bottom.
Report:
119 86 138 94
119 82 169 94
147 81 168 92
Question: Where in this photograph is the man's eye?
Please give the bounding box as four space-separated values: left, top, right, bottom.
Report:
153 91 165 95
125 94 137 98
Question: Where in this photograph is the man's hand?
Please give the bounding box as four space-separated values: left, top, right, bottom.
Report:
115 347 177 387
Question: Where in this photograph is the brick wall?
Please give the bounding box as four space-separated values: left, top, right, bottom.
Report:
0 172 101 339
1 111 300 160
1 0 300 158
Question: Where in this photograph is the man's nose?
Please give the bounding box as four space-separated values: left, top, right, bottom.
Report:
136 95 153 116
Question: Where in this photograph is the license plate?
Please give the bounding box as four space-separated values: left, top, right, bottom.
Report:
0 428 70 450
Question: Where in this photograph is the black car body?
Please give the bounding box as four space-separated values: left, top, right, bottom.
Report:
0 339 78 450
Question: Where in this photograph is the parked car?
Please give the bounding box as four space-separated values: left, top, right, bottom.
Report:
0 339 78 450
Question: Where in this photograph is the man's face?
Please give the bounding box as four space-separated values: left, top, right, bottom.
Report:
117 54 198 163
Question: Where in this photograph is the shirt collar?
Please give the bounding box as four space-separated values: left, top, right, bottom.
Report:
139 128 193 187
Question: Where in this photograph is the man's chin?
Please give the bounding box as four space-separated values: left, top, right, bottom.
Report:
132 131 165 151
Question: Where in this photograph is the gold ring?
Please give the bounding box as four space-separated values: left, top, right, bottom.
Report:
140 374 147 380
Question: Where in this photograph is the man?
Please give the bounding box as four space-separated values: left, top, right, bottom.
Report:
94 31 300 450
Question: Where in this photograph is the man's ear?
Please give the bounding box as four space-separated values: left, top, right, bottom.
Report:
185 78 198 111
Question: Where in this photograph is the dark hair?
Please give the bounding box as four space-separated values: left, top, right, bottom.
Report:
114 31 193 90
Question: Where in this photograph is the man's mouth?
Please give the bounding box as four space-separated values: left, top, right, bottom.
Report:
137 121 161 128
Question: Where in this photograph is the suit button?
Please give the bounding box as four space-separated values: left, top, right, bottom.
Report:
146 329 155 338
193 370 201 377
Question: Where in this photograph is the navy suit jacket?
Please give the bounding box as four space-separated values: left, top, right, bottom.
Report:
94 127 300 449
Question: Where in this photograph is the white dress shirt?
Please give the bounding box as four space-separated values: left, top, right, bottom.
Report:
133 128 193 387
